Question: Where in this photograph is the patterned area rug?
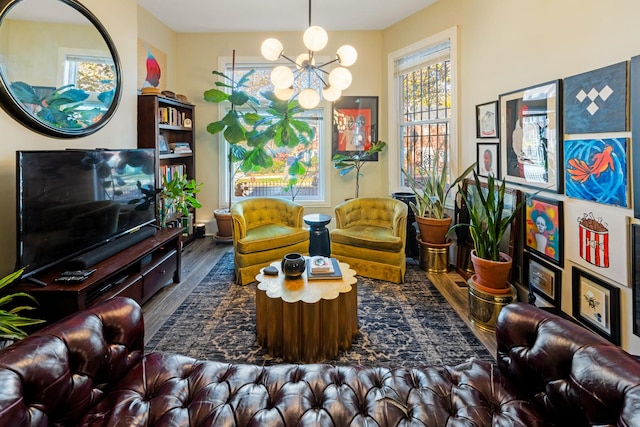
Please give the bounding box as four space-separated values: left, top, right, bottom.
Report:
146 253 494 367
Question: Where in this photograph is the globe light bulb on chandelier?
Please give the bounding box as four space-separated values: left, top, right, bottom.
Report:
259 0 357 109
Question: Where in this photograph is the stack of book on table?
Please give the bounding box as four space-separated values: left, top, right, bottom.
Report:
307 256 342 280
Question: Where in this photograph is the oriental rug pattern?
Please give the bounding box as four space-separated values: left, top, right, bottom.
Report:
146 254 494 367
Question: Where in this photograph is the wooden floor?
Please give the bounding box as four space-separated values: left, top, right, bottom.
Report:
142 238 497 358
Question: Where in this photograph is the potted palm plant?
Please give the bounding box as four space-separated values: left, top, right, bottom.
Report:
204 52 314 239
0 268 44 347
402 159 476 244
450 170 526 291
332 140 387 199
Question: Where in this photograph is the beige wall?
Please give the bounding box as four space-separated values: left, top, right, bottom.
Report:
173 30 383 226
382 0 640 352
0 0 137 275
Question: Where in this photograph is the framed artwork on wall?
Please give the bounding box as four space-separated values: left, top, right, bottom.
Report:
632 223 640 337
476 101 499 138
499 80 562 192
563 61 628 134
332 96 378 159
572 266 620 345
476 142 499 178
524 195 563 266
629 56 640 219
524 251 561 307
564 199 629 287
564 137 629 208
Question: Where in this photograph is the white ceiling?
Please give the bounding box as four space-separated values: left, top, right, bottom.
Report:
136 0 438 33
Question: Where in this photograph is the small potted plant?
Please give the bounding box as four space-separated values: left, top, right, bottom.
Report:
0 268 45 347
159 174 202 228
402 159 476 244
450 170 526 291
332 140 387 199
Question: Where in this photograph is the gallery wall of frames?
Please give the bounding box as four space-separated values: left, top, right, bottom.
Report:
467 57 640 346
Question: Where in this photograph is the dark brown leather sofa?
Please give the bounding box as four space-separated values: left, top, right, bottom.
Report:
0 297 639 426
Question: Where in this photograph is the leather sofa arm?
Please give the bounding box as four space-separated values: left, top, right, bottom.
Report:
496 303 640 426
0 297 144 426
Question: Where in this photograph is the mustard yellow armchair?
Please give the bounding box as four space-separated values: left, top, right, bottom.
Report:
231 198 309 285
330 197 408 283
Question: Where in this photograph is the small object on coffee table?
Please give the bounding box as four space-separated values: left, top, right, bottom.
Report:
263 266 278 276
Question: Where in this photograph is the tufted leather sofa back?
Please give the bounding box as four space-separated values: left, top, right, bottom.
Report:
0 296 144 426
496 302 640 427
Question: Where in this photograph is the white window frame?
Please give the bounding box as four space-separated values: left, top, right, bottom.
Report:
216 55 331 208
387 26 459 196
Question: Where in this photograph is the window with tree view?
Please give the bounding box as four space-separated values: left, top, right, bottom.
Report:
397 40 452 187
222 63 323 203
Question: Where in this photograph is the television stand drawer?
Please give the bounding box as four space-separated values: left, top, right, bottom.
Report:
142 250 178 302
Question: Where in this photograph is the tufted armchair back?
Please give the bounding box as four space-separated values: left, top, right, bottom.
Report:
230 197 309 284
496 302 640 427
231 197 304 239
334 197 407 236
0 297 144 425
331 197 408 283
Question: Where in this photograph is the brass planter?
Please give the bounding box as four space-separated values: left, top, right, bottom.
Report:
468 277 517 332
417 236 452 273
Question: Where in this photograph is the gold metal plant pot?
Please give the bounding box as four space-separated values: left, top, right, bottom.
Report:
417 236 453 273
468 276 517 332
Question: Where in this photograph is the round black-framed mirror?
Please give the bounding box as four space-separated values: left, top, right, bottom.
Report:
0 0 122 138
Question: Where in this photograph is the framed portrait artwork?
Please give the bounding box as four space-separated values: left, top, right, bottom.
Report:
499 80 562 192
476 142 499 178
632 224 640 337
476 101 499 138
523 251 561 307
524 195 563 267
332 96 378 159
572 266 620 344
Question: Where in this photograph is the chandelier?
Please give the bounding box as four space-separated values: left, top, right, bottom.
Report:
260 0 357 109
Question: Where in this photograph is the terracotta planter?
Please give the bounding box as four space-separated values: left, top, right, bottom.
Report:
415 215 452 244
214 208 233 241
470 250 512 291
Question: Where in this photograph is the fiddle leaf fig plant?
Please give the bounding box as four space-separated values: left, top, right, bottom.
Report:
204 57 314 207
0 268 45 341
332 140 387 198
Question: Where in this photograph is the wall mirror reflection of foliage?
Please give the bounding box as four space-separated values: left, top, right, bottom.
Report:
0 0 121 138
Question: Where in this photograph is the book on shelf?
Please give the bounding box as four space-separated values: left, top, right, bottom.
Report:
169 142 192 154
306 257 342 280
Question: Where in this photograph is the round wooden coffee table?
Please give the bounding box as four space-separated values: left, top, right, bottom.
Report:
255 260 358 363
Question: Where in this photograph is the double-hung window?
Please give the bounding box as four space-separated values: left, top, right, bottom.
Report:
389 27 457 193
218 60 324 206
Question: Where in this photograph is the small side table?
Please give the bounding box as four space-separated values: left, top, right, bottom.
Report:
304 214 332 257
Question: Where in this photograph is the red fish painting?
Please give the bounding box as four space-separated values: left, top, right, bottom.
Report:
566 145 614 183
144 47 161 88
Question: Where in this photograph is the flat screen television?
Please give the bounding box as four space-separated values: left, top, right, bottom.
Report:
16 149 157 278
